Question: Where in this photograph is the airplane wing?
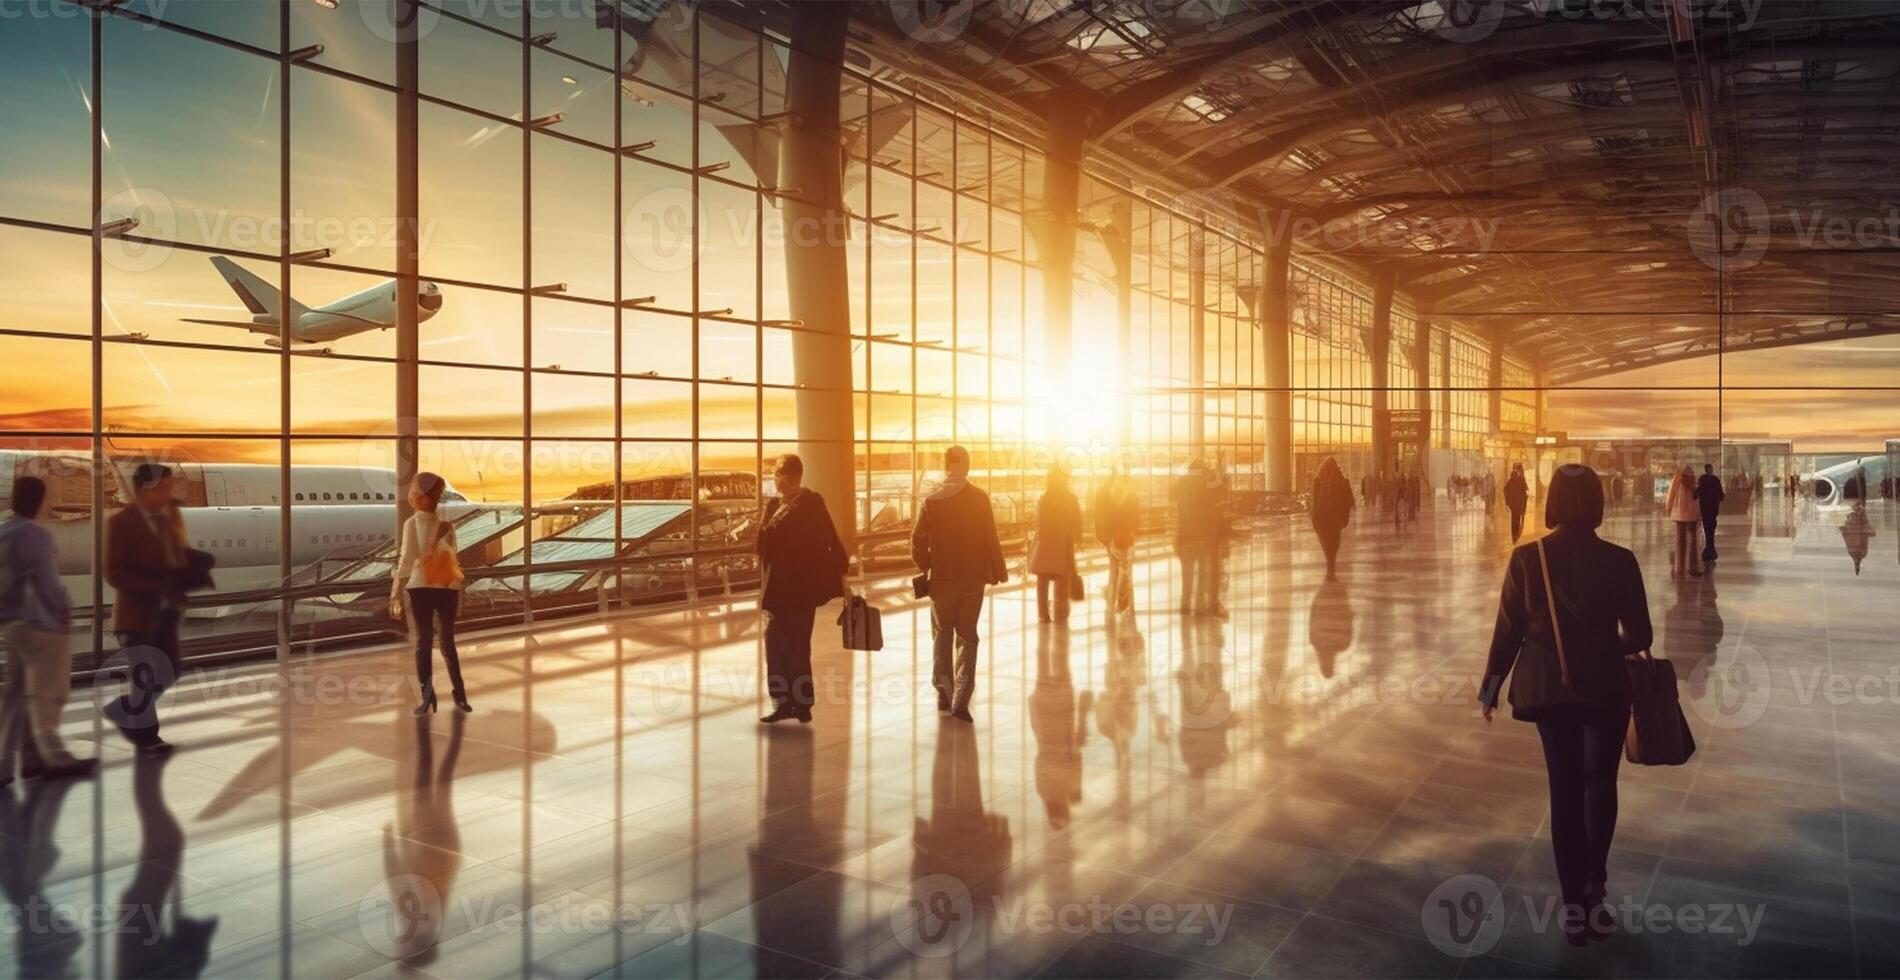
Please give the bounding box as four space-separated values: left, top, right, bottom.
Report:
180 317 277 331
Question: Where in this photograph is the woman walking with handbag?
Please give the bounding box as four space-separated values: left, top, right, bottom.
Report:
1030 466 1082 625
1479 464 1652 946
391 472 470 716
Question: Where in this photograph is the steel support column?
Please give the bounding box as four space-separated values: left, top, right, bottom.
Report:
783 0 856 548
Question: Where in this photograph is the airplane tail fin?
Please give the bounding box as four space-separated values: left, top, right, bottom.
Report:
210 256 309 323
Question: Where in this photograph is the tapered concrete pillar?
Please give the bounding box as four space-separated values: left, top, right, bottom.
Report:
1369 269 1394 473
1263 241 1293 493
1039 110 1088 373
1437 328 1452 449
1108 202 1134 447
1487 333 1506 437
783 0 856 548
1414 315 1433 461
395 0 420 533
1189 225 1206 458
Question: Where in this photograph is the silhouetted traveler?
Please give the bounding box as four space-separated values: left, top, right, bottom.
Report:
1664 465 1702 578
1695 465 1725 564
1480 463 1652 946
0 477 95 783
1029 466 1081 625
104 463 188 753
1094 467 1139 622
911 446 1007 723
1611 473 1626 510
392 472 470 716
1171 459 1224 617
756 454 847 723
1309 457 1354 580
1504 464 1530 542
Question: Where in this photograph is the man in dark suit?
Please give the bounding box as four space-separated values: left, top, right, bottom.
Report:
756 454 847 724
1695 464 1725 563
910 446 1006 723
104 463 188 753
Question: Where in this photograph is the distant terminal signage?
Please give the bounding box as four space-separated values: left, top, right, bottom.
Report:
1387 409 1426 443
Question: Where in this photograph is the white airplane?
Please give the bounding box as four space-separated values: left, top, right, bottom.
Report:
1811 454 1892 507
0 450 472 578
182 256 443 348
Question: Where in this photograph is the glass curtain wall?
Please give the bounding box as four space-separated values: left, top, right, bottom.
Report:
1 0 1501 670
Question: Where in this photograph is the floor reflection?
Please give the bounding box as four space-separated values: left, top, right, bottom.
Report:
6 501 1895 978
1030 626 1084 830
375 712 464 969
1307 577 1354 679
1 777 84 979
119 753 218 978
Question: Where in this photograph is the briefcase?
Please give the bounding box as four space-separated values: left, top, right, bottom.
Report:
179 547 218 593
911 573 930 599
838 593 883 652
1624 651 1696 765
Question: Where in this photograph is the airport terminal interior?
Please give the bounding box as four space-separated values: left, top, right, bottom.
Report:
2 0 1900 977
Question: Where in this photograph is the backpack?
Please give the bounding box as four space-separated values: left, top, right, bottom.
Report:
418 517 463 588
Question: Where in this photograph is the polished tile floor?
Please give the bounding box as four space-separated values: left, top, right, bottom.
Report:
8 497 1898 979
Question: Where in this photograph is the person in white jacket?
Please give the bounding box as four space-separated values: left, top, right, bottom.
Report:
1663 465 1702 578
390 472 469 715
